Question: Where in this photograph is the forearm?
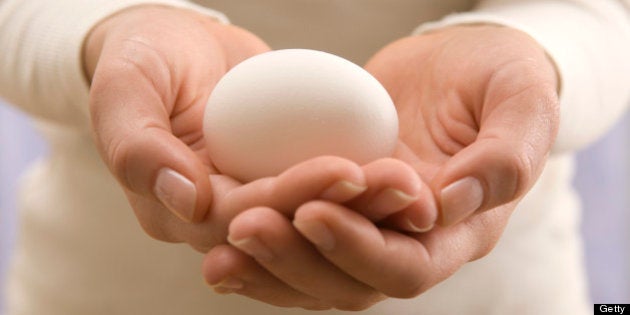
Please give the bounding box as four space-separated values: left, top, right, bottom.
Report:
416 0 630 153
0 0 226 128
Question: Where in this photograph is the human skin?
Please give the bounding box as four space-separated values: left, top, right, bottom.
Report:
84 6 436 256
203 25 560 310
85 5 559 311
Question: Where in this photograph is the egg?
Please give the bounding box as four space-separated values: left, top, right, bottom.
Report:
203 49 398 182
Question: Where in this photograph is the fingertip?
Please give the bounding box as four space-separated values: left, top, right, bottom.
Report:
303 155 367 186
383 196 438 233
293 217 336 252
405 219 435 233
439 176 484 226
243 155 368 215
293 200 330 222
350 158 424 221
363 158 423 196
153 164 213 223
368 188 419 216
187 167 214 223
227 207 277 241
153 168 198 222
202 244 240 285
319 180 368 203
432 135 547 226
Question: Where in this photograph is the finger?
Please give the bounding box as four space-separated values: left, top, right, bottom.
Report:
295 201 514 299
227 207 384 311
203 245 330 310
220 155 367 217
409 202 514 290
151 157 367 252
195 156 366 247
89 43 217 223
379 201 436 233
293 201 431 299
348 158 437 232
435 66 559 226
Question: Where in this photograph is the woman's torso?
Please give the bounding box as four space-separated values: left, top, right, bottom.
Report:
5 1 590 314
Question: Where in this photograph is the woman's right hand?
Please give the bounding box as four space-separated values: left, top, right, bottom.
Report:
84 4 271 224
84 4 295 251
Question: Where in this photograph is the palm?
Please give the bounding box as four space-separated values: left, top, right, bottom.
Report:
366 33 488 184
86 6 270 174
367 26 559 207
161 27 272 171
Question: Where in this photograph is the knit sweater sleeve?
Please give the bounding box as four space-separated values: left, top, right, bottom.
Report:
416 0 630 154
0 0 227 129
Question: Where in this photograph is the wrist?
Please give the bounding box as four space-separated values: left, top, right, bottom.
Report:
81 5 223 82
418 23 560 95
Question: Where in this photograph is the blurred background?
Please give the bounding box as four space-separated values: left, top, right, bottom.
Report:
1 99 629 313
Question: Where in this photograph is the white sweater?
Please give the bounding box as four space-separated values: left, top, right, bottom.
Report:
0 1 629 314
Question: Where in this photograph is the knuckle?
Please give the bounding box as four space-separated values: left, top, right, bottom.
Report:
462 206 516 263
373 246 431 299
485 141 535 205
186 233 216 253
466 208 509 262
516 141 536 183
313 155 358 172
297 200 331 217
106 135 133 187
135 214 176 243
383 277 425 299
507 140 536 200
301 304 333 311
130 197 185 244
333 300 375 312
371 157 403 167
468 222 500 261
281 155 360 183
101 122 162 192
332 291 384 311
471 240 497 262
92 38 173 102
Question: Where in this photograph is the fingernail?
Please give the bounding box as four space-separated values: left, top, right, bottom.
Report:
154 168 197 222
214 277 244 294
320 180 367 202
406 219 434 233
293 221 335 251
440 177 484 226
228 236 274 262
369 188 418 213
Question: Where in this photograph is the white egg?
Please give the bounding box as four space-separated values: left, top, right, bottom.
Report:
203 49 398 182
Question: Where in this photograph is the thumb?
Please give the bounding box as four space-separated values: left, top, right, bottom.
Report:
434 77 559 227
88 57 213 223
434 139 534 227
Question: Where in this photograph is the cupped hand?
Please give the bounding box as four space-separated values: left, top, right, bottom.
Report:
368 25 559 227
84 5 431 253
84 4 269 222
83 5 280 251
203 25 560 310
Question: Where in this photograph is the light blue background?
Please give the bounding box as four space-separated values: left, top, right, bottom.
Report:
1 100 629 313
0 102 47 314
